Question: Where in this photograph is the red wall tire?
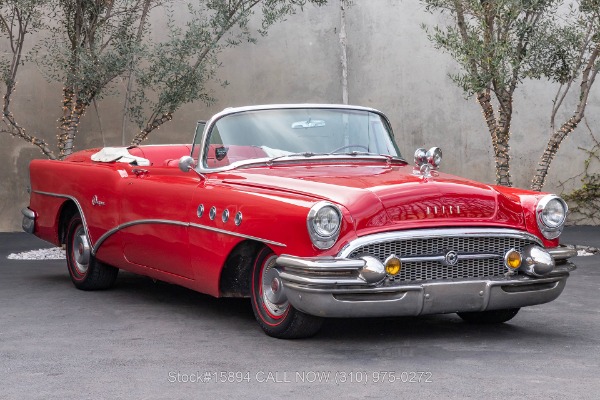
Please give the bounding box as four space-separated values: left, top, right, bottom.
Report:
250 246 322 339
65 213 118 290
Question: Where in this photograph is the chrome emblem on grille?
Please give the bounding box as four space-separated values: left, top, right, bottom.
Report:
444 251 459 266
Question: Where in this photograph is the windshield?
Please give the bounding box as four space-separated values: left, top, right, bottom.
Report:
196 108 402 169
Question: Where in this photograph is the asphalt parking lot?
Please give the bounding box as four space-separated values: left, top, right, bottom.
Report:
1 229 599 400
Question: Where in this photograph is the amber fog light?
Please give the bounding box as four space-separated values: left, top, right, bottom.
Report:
504 249 522 270
385 255 402 275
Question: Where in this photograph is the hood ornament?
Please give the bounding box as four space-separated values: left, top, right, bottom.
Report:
414 147 442 178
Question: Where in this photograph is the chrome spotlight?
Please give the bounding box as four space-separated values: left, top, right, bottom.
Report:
414 147 443 178
426 147 442 168
414 148 428 167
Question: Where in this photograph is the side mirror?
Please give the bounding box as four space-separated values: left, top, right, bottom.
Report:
178 156 196 173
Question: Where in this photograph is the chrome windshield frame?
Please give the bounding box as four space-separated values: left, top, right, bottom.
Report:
190 104 405 173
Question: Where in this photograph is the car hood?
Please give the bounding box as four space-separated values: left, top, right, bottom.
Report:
222 163 525 229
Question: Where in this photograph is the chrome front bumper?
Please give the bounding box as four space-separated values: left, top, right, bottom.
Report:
275 254 575 318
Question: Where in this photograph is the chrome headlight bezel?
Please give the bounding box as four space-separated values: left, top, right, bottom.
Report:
536 195 568 239
307 201 342 250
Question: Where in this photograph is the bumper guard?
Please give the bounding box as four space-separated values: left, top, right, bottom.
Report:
21 207 36 234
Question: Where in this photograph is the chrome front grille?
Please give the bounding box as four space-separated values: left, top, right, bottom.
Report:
347 235 540 282
388 259 506 282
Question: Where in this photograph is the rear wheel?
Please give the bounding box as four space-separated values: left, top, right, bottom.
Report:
66 213 118 290
457 308 520 324
250 247 322 339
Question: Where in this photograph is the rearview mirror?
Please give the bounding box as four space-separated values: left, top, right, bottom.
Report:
178 156 196 173
291 119 326 129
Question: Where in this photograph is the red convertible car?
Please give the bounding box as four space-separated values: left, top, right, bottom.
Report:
22 104 576 338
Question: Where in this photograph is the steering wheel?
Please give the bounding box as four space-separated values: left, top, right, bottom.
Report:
329 144 369 154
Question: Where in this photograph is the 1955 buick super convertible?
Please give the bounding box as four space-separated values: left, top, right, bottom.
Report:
22 104 577 338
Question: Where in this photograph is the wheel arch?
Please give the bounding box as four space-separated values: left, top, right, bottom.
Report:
219 239 270 298
58 200 80 245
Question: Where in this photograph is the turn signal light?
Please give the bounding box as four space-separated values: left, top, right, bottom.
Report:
385 255 402 275
505 249 522 270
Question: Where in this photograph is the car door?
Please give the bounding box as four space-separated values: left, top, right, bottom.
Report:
119 164 201 279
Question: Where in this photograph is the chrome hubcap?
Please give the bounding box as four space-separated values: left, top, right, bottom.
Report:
261 256 288 316
73 227 90 274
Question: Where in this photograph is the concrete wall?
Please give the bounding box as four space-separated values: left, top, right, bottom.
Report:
1 0 598 231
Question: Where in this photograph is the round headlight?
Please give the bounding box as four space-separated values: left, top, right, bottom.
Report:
541 198 566 228
307 202 342 249
536 195 568 239
312 206 341 237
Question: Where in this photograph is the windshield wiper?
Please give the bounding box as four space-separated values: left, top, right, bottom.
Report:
266 152 329 165
332 152 405 163
332 151 394 158
264 151 402 166
331 151 378 156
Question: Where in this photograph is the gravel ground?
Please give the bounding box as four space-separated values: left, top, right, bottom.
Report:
7 247 66 260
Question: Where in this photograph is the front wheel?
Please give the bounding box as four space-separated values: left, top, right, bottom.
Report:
457 308 520 324
66 213 118 290
250 247 323 339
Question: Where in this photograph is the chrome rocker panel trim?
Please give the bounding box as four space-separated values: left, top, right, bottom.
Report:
278 264 573 318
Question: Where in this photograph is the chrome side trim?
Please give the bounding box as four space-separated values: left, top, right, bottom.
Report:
190 223 288 248
93 219 184 254
338 228 544 258
33 190 286 255
33 190 92 246
92 219 286 255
